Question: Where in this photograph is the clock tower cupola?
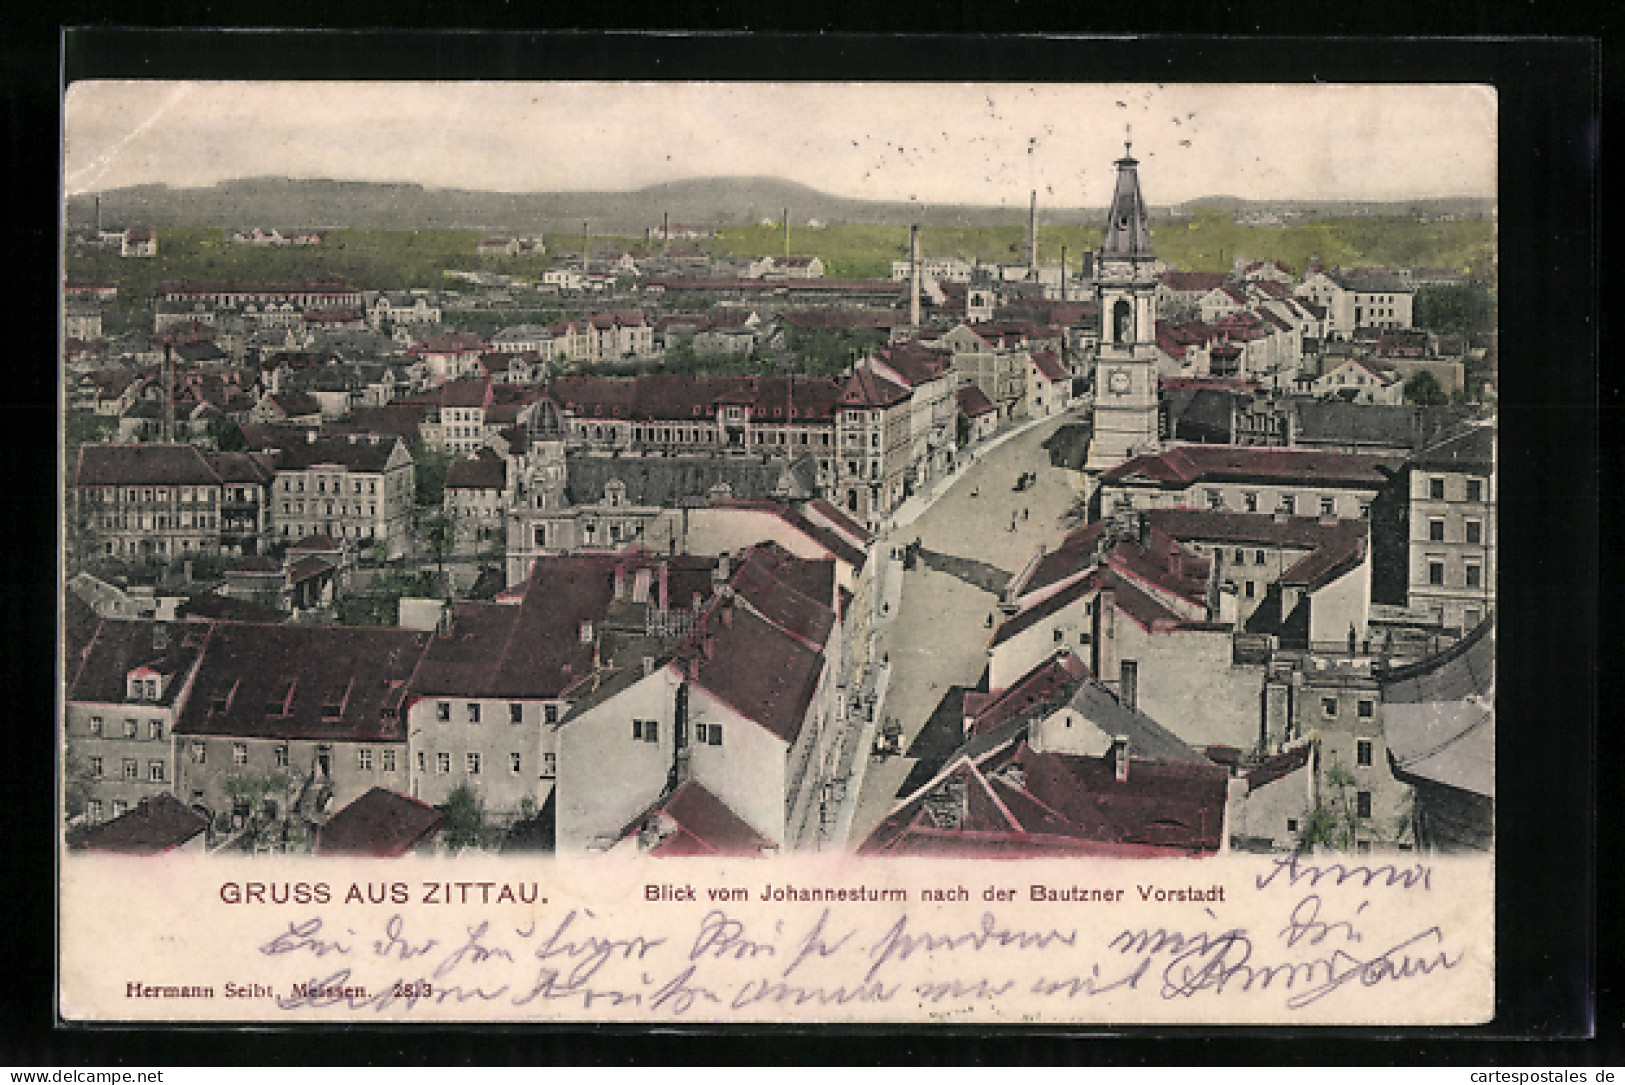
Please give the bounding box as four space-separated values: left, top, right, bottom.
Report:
1086 132 1163 475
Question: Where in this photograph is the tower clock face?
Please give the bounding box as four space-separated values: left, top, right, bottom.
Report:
1108 369 1132 395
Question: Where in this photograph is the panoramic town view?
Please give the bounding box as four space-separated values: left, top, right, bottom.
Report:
59 83 1495 860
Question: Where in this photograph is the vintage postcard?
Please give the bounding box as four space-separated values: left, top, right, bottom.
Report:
59 80 1496 1025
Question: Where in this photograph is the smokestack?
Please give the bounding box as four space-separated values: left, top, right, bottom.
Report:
163 344 176 443
1028 190 1038 272
663 211 669 242
909 224 921 328
782 207 789 259
582 221 589 270
95 195 101 235
1060 245 1068 302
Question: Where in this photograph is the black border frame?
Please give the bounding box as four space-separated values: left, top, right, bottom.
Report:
4 25 1605 1065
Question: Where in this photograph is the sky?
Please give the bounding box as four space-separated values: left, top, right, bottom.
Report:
63 82 1496 207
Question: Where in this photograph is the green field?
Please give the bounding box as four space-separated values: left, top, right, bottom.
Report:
66 214 1495 310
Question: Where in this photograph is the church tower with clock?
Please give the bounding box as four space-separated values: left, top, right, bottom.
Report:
1085 135 1162 474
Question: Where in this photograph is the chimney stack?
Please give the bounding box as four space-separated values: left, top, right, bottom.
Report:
1060 245 1068 302
1028 190 1038 272
663 211 669 241
1111 735 1130 782
782 207 789 258
909 224 921 328
657 560 669 613
613 562 627 601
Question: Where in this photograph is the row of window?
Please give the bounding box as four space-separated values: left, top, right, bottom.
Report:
281 501 378 517
87 717 163 740
1204 490 1366 518
86 756 164 782
96 515 217 531
1425 476 1488 503
1426 518 1486 544
1424 556 1485 588
632 719 724 745
1319 700 1377 724
412 750 553 776
435 702 561 725
88 488 218 505
281 477 380 495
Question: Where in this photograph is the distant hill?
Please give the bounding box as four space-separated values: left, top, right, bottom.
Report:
65 176 1494 236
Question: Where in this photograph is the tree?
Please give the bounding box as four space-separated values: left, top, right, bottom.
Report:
423 512 455 588
440 784 483 851
223 771 294 851
206 414 248 452
413 450 453 506
1413 283 1494 337
1300 759 1360 852
1403 369 1448 406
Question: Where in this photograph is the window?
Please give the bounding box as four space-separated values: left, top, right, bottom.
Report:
124 718 138 738
1206 489 1223 510
357 748 373 771
416 751 426 773
1466 478 1483 502
1465 562 1482 589
1356 739 1373 766
436 701 450 722
148 760 165 782
1358 501 1371 520
1242 491 1258 512
1465 520 1482 545
1253 549 1266 565
111 800 128 819
1356 791 1372 819
1054 628 1065 644
509 753 522 775
1358 700 1374 719
1286 818 1298 834
88 800 103 822
467 753 481 775
544 752 556 777
510 703 524 724
89 716 102 737
696 723 724 746
633 719 659 743
1234 548 1246 564
467 703 481 724
381 749 396 773
1428 518 1445 542
437 752 451 774
1321 697 1338 718
1428 559 1445 586
1279 495 1296 515
232 743 248 766
123 758 139 780
148 720 163 740
1429 477 1445 500
545 704 559 725
88 756 103 778
1244 581 1255 599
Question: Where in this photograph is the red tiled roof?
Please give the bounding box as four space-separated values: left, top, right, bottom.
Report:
73 443 220 489
316 788 445 856
445 455 506 491
70 795 207 854
436 378 493 409
804 498 872 546
275 437 401 474
956 385 997 418
1101 445 1396 489
66 619 209 706
175 622 428 741
1246 743 1313 792
677 597 825 744
547 374 844 424
861 739 1228 857
727 549 836 650
1031 350 1068 383
412 332 489 355
621 782 776 857
963 651 1090 734
838 368 910 409
1158 271 1227 292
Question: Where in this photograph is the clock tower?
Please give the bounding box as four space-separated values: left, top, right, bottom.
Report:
1085 135 1162 474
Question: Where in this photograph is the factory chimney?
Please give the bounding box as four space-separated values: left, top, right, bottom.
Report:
782 207 790 258
663 211 669 242
1060 245 1068 302
95 195 101 235
1028 190 1038 273
909 224 921 328
163 343 176 443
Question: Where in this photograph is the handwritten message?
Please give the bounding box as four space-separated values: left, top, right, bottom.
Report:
61 853 1493 1025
